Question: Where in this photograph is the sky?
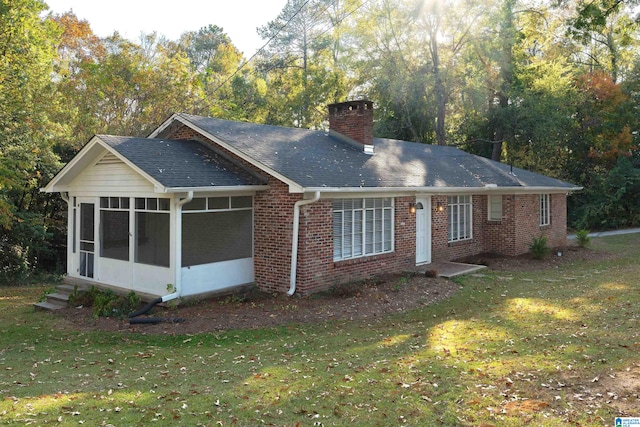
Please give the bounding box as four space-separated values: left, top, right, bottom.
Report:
44 0 289 56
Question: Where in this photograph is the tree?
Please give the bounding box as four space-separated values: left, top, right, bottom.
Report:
0 0 63 280
257 0 350 128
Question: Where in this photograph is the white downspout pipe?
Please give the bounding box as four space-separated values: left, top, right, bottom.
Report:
162 191 193 303
288 191 321 296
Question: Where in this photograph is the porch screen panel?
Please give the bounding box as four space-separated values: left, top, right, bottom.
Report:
182 210 252 266
100 211 129 261
135 212 170 267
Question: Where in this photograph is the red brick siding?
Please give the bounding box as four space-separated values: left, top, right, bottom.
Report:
483 195 517 256
432 193 568 261
253 178 301 293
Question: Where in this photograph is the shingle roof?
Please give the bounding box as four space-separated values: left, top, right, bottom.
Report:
177 113 578 190
98 135 265 188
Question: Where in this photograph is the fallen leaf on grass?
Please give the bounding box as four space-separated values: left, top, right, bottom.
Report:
503 400 549 415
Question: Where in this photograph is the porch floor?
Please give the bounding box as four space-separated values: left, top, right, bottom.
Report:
417 261 487 278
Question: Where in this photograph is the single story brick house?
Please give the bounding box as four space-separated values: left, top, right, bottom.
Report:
43 100 580 301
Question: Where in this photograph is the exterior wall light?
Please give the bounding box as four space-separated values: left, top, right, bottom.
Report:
436 202 445 212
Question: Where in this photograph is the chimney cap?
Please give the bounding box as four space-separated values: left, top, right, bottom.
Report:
328 100 373 114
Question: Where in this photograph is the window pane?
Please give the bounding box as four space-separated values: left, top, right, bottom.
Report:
158 198 169 211
333 211 343 260
120 197 130 209
207 197 228 210
353 210 363 257
80 203 94 242
136 212 170 267
146 198 157 211
110 197 119 209
135 198 145 210
231 196 252 209
101 210 129 261
100 197 109 208
184 198 206 211
383 212 392 251
182 211 252 266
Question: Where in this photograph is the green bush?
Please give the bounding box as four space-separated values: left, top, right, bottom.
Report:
529 235 549 260
575 229 591 248
68 287 141 318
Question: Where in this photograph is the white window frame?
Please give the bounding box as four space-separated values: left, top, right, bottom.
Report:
540 194 550 226
448 195 473 242
333 198 394 261
488 195 502 221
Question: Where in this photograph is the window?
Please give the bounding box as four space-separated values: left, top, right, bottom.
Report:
488 195 502 221
333 198 393 261
540 194 550 226
135 198 170 267
100 197 130 261
182 196 253 267
448 195 472 242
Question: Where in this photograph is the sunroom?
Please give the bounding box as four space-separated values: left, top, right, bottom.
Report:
43 135 267 301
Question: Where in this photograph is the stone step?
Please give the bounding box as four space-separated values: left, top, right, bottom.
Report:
34 281 91 312
46 292 71 304
34 300 66 311
56 284 80 294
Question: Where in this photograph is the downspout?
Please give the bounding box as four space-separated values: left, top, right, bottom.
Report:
60 192 69 204
288 191 321 296
162 191 193 303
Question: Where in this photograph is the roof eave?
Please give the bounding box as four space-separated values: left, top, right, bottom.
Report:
160 185 270 193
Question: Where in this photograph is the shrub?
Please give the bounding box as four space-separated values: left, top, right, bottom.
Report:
575 229 591 248
529 235 549 260
68 287 141 318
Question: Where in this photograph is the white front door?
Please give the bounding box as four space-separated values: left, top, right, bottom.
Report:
415 196 432 265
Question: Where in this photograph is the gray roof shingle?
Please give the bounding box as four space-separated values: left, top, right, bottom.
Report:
177 113 578 190
98 135 265 189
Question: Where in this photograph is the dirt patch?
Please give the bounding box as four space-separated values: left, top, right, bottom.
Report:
55 244 615 335
57 275 460 335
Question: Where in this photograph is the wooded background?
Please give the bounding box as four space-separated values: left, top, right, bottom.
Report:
1 0 639 282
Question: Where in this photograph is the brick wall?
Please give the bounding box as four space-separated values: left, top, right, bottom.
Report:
431 193 568 261
483 195 517 256
327 100 374 146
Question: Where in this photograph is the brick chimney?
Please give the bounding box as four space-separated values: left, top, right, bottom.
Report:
327 100 374 154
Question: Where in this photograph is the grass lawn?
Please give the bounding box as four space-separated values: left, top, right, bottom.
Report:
1 234 639 426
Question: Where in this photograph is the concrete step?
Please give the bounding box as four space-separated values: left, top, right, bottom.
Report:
46 292 71 304
56 283 81 294
34 281 91 312
34 300 66 311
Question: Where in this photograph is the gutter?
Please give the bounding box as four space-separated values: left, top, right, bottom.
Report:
299 186 583 195
162 191 193 303
288 191 321 296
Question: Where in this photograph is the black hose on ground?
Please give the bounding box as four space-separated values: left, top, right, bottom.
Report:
128 297 186 325
128 297 162 318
